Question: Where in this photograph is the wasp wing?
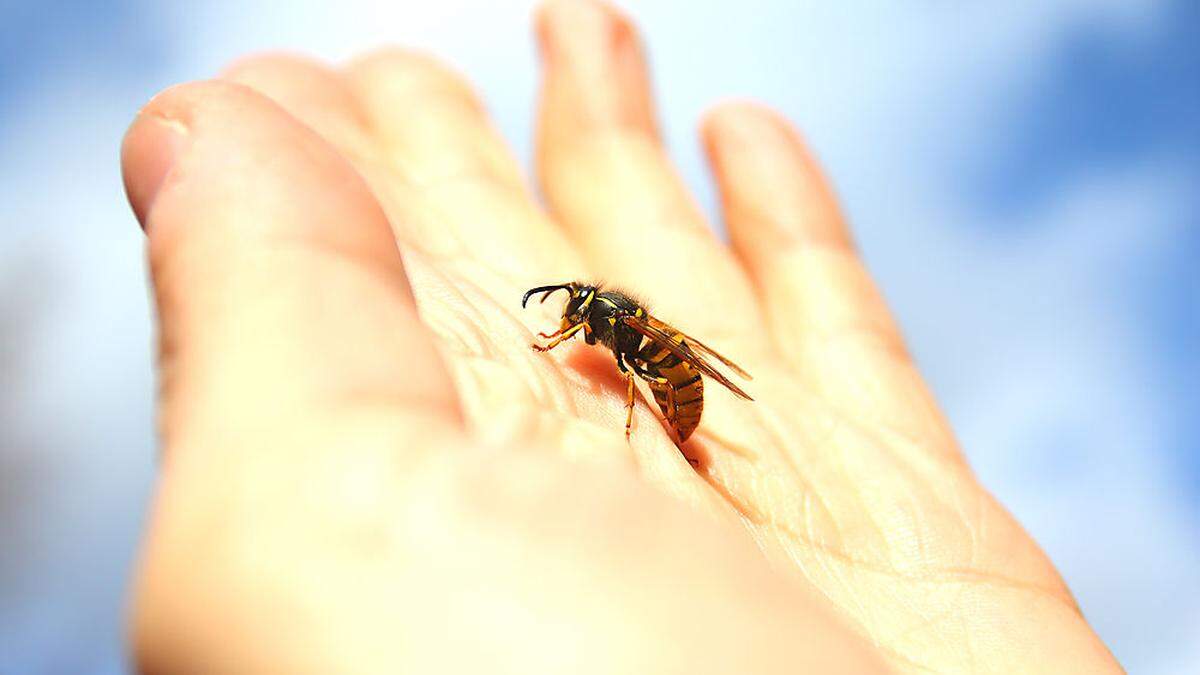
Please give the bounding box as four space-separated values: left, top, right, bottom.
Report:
639 314 753 380
621 314 754 401
665 322 751 380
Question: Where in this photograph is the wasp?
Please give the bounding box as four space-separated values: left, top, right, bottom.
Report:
522 282 752 443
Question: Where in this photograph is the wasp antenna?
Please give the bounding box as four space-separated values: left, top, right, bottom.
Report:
521 284 573 308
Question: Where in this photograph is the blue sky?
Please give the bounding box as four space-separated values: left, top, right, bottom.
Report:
1 1 1197 672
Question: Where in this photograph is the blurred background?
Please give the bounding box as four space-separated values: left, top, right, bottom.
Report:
1 0 1196 672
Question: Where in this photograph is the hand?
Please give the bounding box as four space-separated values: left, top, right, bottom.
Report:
121 1 1121 673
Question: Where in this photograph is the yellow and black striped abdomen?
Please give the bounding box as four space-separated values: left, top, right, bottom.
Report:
637 339 705 442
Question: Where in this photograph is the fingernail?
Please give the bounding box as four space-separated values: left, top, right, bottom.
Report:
706 104 786 158
536 0 650 130
121 110 189 230
537 0 628 72
706 104 808 195
705 104 845 246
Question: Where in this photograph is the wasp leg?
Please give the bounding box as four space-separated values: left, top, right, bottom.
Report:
665 383 677 429
532 322 584 352
629 360 677 435
633 366 671 392
630 362 691 452
628 359 653 379
624 373 636 441
614 356 637 441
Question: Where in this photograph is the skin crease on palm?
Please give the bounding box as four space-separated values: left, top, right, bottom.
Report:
120 0 1123 673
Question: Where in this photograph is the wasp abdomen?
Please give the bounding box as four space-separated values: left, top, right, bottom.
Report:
638 339 705 442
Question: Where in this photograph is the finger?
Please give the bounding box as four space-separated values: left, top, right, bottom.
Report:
535 0 765 354
218 54 447 263
219 54 458 265
121 81 461 457
702 103 957 456
343 48 582 284
218 53 635 463
220 52 378 165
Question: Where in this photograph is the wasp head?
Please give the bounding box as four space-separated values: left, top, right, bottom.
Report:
521 282 598 329
562 284 598 325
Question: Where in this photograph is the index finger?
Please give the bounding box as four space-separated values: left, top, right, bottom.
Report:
122 81 462 459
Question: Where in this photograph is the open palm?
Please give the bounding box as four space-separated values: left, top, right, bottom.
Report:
123 1 1120 673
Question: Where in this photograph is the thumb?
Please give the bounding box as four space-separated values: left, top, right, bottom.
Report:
121 80 461 459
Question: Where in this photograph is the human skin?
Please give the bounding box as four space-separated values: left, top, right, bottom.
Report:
120 1 1124 673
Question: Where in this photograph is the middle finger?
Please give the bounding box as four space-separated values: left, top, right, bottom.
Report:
535 0 767 362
